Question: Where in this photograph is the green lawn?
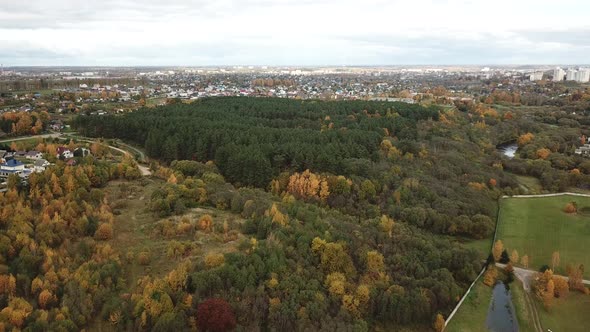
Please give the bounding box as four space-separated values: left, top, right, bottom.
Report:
514 175 543 194
536 291 590 331
496 195 590 277
445 278 492 332
8 89 55 96
511 264 590 332
509 280 536 332
461 238 492 260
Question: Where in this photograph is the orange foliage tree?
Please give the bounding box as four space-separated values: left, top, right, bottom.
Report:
517 133 534 146
564 202 577 214
287 170 329 202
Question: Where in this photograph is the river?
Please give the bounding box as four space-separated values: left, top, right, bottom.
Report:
486 282 519 332
497 142 518 159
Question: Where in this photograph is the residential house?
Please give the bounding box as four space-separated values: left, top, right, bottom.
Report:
575 144 590 156
50 121 64 131
0 159 25 177
56 147 74 159
74 147 92 157
34 159 50 173
15 151 27 158
25 151 43 160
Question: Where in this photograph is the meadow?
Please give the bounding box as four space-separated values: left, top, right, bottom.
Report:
496 195 590 277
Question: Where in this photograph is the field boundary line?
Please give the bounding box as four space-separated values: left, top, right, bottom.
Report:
503 192 590 198
443 266 486 330
444 197 502 330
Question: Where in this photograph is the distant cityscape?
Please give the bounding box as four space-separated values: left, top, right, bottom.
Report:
1 65 589 118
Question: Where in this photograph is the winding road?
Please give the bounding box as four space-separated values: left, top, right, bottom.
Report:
70 136 151 176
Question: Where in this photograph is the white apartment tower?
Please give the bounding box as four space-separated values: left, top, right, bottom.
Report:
578 68 590 83
553 67 565 81
529 71 544 81
566 69 578 81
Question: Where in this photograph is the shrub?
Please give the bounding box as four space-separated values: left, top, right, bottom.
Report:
204 253 224 269
137 252 151 265
95 223 113 240
198 215 213 232
564 202 577 214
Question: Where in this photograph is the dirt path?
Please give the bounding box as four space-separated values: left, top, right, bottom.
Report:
522 287 543 332
496 263 590 287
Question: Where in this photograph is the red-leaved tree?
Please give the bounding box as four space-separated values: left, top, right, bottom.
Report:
197 298 237 332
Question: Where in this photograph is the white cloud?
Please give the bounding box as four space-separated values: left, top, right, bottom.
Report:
0 0 589 65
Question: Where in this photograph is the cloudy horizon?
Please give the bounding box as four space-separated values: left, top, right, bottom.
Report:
1 0 590 66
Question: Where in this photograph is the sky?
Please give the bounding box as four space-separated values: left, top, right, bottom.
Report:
1 0 589 66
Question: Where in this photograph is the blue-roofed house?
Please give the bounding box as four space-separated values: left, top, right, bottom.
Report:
0 159 26 177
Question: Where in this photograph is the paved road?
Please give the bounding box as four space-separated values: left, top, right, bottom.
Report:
496 263 590 290
0 133 62 143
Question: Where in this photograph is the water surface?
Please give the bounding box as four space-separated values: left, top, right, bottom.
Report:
497 142 518 159
486 282 519 332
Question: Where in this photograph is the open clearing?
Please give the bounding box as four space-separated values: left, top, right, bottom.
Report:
104 178 246 289
496 195 590 277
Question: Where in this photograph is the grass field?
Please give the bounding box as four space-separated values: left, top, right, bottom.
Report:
445 278 492 332
536 291 590 331
0 137 48 147
496 195 590 277
514 174 543 194
446 268 538 332
6 89 56 96
509 280 536 332
461 238 492 260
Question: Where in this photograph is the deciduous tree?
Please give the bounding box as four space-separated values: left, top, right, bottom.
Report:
196 298 236 332
433 313 445 332
492 240 504 262
510 250 519 265
521 255 529 268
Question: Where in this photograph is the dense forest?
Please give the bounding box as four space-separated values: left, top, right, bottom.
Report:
74 98 437 186
0 96 576 330
0 140 142 331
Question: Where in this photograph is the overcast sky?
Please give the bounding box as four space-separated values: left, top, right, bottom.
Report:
1 0 589 66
